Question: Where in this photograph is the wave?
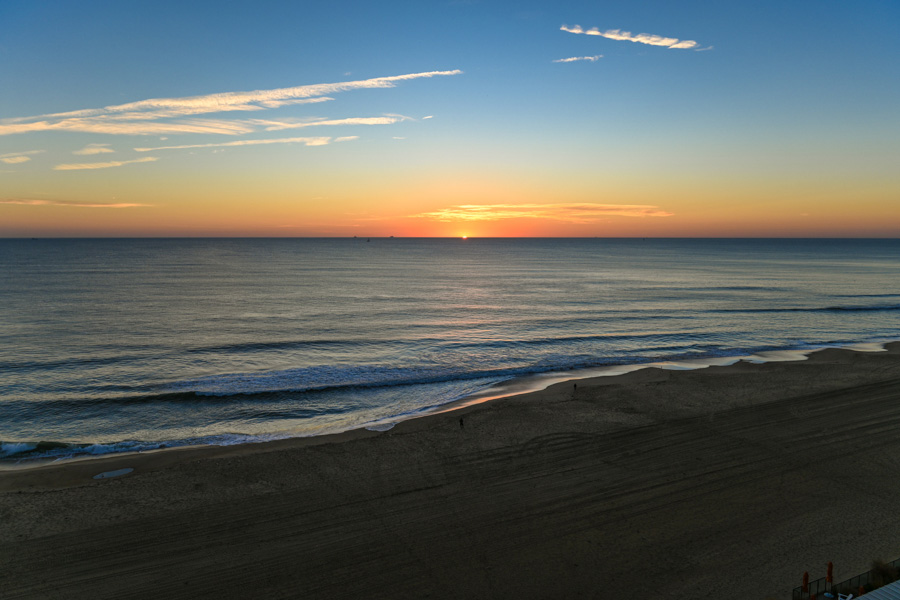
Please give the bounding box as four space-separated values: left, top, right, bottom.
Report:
0 440 164 461
0 352 158 373
183 338 400 355
0 342 751 413
161 339 879 399
834 294 900 299
716 304 900 314
167 341 736 397
443 331 715 350
820 304 900 312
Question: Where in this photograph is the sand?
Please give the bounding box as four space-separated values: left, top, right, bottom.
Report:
2 343 900 599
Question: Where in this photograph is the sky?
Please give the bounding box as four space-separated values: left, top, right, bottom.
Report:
1 0 898 237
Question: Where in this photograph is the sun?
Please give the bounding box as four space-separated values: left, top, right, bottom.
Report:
461 234 468 240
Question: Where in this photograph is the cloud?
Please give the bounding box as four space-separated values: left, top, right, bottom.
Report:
53 157 159 171
134 135 357 152
409 203 673 223
6 118 261 137
553 55 603 63
561 25 701 50
72 143 115 155
0 149 44 163
422 115 434 119
0 198 149 208
248 115 407 132
0 71 462 136
256 97 334 109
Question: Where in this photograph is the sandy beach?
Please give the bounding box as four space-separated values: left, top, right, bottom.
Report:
3 343 900 599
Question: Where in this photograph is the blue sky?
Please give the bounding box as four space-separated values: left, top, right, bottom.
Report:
1 0 898 236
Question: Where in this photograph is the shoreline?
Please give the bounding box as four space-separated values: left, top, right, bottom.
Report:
3 338 896 470
3 342 900 598
6 341 896 483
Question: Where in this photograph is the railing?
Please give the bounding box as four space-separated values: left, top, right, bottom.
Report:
794 575 828 599
793 557 900 599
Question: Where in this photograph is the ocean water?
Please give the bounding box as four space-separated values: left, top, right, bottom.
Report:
2 238 899 463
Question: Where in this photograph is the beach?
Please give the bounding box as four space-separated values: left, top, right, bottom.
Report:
3 343 900 599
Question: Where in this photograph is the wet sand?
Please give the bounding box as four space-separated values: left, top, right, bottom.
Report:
3 344 900 599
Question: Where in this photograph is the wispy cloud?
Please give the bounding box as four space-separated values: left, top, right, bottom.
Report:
248 115 408 132
1 156 31 164
1 198 149 208
134 135 357 152
53 157 159 171
561 25 702 50
72 143 115 155
0 71 462 136
409 203 673 223
0 149 44 164
5 118 260 137
257 97 334 109
553 55 603 63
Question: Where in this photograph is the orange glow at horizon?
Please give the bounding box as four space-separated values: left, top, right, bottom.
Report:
2 166 899 237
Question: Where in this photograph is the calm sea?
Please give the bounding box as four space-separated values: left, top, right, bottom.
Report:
2 238 899 463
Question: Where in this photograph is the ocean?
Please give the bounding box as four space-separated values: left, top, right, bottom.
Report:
2 238 899 464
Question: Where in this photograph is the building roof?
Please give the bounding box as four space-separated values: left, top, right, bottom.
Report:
859 580 900 600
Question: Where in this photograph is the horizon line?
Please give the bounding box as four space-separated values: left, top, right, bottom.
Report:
2 236 897 241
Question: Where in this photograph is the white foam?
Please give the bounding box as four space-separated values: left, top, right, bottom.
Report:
656 357 742 370
93 467 133 479
842 342 888 353
208 432 296 446
364 422 396 432
745 349 813 363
